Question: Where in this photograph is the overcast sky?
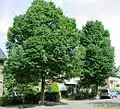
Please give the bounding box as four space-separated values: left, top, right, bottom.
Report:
0 0 120 67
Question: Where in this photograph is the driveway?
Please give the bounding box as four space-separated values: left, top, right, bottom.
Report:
1 97 120 109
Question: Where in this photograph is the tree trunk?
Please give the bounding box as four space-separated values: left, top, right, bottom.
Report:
40 77 45 105
95 83 98 96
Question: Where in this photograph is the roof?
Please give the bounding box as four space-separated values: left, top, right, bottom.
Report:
58 83 67 91
0 48 6 61
64 77 80 85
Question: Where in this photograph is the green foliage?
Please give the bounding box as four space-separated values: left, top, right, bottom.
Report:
80 20 115 88
116 84 120 87
3 73 28 95
46 85 51 92
50 82 60 93
45 82 61 101
7 0 78 49
5 0 84 83
22 85 39 95
4 73 16 94
0 95 9 106
5 0 85 104
23 86 41 104
97 106 120 109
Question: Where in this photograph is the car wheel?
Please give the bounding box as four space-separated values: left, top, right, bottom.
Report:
109 96 112 99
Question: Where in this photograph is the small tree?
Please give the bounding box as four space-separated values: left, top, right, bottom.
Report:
80 20 115 94
5 0 85 104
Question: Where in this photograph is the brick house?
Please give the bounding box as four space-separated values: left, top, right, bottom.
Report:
0 48 6 96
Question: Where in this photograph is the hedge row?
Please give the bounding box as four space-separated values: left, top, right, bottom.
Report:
0 92 60 106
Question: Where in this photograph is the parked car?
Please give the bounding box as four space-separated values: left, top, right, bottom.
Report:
8 91 24 104
100 88 117 99
8 92 22 98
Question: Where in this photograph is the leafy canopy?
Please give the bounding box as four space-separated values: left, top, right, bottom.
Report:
80 20 115 87
5 0 85 84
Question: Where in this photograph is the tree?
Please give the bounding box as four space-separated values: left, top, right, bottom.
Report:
4 73 16 94
5 0 85 104
80 20 115 94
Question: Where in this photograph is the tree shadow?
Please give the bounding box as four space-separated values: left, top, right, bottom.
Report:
89 100 120 107
0 101 68 108
43 101 68 106
1 104 37 109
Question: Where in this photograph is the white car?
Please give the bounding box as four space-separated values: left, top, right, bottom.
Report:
100 88 117 99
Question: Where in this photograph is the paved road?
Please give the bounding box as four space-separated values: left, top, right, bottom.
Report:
1 98 120 109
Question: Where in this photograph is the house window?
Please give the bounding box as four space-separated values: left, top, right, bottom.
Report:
110 80 113 84
0 80 2 83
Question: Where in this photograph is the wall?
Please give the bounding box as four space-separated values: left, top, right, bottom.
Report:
105 77 120 89
0 62 3 96
105 78 111 89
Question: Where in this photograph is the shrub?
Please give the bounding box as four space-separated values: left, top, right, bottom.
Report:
45 82 61 102
0 95 10 106
116 84 120 87
61 91 68 98
0 93 23 106
74 90 96 100
50 82 60 93
23 87 40 104
45 92 60 102
0 86 41 105
23 92 40 104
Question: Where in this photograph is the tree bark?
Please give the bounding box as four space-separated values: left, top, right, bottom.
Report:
95 83 98 96
40 77 45 105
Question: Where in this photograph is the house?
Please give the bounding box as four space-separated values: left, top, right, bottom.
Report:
105 76 120 90
0 48 6 96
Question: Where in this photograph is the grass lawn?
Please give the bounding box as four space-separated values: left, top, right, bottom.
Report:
97 107 120 109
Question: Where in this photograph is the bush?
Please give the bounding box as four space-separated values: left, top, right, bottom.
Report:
116 84 120 87
45 92 60 102
61 91 68 98
23 87 40 104
24 92 41 104
74 91 96 100
50 82 60 93
45 82 60 102
9 96 23 105
0 86 41 105
0 95 10 106
0 93 23 106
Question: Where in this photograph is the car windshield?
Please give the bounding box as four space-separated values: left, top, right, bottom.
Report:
110 90 116 92
101 89 108 93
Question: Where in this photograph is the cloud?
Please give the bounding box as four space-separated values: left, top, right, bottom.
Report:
0 0 33 54
45 0 69 6
0 17 12 33
106 16 120 67
106 16 120 49
52 0 68 5
56 0 120 67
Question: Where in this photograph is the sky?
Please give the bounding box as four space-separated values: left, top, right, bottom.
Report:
0 0 120 67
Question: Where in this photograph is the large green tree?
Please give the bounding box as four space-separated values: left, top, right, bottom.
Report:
80 20 115 93
5 0 85 104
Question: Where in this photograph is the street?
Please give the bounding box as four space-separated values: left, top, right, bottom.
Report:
1 97 120 109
